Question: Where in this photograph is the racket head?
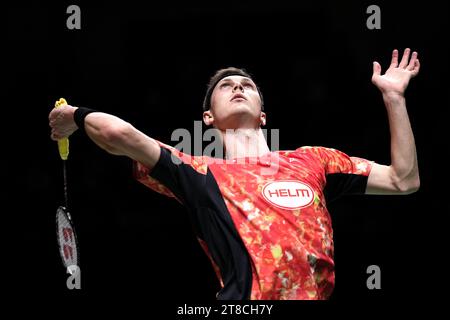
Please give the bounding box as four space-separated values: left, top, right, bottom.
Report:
56 206 79 274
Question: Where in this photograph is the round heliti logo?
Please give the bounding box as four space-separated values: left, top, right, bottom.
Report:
262 180 314 210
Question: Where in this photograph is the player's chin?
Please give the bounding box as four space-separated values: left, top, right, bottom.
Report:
228 101 255 112
230 99 249 106
226 106 254 117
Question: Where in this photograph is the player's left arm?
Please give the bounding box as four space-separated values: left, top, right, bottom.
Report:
366 48 421 195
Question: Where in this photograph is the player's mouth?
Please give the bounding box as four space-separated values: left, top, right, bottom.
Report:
230 93 247 102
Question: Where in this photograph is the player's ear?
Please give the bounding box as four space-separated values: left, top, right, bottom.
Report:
203 110 214 126
260 111 266 126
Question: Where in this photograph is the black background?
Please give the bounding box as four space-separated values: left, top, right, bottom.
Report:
4 0 448 315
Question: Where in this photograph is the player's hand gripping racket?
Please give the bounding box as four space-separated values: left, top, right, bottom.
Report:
54 98 79 275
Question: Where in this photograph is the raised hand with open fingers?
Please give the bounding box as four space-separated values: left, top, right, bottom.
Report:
372 48 420 97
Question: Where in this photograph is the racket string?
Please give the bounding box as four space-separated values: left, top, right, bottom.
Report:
57 207 79 269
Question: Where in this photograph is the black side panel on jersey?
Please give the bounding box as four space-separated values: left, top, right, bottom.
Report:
149 147 253 299
324 173 369 203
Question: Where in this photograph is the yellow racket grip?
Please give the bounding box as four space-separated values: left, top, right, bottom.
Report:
54 98 69 160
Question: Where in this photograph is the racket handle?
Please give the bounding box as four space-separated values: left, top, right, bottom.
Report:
55 98 69 160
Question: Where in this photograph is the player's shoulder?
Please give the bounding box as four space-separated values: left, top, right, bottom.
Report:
279 146 334 155
277 146 346 162
155 140 210 174
274 146 320 161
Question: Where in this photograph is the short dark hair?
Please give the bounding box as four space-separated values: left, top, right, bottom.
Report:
202 67 264 112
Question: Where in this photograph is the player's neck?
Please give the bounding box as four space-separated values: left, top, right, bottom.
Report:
220 127 270 159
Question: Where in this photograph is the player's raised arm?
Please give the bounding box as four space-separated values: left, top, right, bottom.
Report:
49 105 161 170
366 48 420 195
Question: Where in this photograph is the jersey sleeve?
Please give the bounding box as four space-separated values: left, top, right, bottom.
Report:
132 140 209 208
308 146 374 203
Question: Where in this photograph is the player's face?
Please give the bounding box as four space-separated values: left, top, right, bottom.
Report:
204 76 265 130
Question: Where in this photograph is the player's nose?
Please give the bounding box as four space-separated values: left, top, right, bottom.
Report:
232 82 244 93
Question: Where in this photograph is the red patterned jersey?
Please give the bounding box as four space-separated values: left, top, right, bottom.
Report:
133 140 373 300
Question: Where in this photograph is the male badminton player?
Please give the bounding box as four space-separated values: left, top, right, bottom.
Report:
49 48 420 299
